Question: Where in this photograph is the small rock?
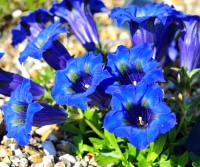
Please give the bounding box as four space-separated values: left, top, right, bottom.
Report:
42 155 54 167
80 159 87 167
84 156 90 162
74 162 81 167
2 156 11 164
0 146 12 157
28 153 43 164
56 143 72 153
54 162 66 167
42 141 56 156
0 162 9 167
14 148 23 156
9 143 17 151
24 146 40 155
47 134 58 142
19 158 29 167
31 163 43 167
59 154 76 164
1 136 15 146
10 156 20 166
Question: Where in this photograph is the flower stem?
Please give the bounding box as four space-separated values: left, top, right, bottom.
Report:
84 118 104 139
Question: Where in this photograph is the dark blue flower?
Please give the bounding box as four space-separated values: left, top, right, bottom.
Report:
43 40 72 70
106 44 165 85
11 8 53 46
19 23 67 63
52 52 111 110
110 3 182 63
103 83 176 149
178 15 200 71
2 79 67 146
0 68 44 100
50 0 105 51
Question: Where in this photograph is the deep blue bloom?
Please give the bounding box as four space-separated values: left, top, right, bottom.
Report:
50 0 105 51
103 83 176 149
3 79 67 146
0 68 44 100
52 52 111 110
43 40 72 70
19 23 67 63
11 8 53 46
110 3 182 63
106 44 165 85
178 15 200 71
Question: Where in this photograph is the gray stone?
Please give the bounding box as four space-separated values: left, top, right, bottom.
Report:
42 141 56 156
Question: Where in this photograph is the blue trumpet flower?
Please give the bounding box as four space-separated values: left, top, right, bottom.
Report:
110 3 182 63
179 15 200 71
3 79 67 146
103 83 176 149
50 0 106 51
11 8 53 46
0 68 44 100
106 44 165 85
19 23 68 63
52 52 111 110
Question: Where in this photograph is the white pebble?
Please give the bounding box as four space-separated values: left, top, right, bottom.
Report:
19 158 28 167
12 10 22 18
0 162 9 167
14 149 23 156
59 154 76 164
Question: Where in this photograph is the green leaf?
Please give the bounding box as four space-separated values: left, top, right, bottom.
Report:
104 130 122 156
138 159 149 167
62 123 82 135
89 137 105 147
127 143 137 157
158 160 172 167
177 151 188 167
147 135 166 162
95 154 119 166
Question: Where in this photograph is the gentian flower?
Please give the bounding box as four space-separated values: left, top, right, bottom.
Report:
0 68 44 100
19 23 68 64
52 52 111 110
11 8 53 46
50 0 106 51
110 3 182 62
103 83 176 149
106 44 165 85
3 79 67 146
178 15 200 71
42 40 72 70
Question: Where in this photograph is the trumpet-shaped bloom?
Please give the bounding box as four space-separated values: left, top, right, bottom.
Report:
52 52 111 110
0 68 44 100
103 84 176 149
11 8 53 46
106 44 165 85
19 23 67 63
50 0 105 51
179 16 200 71
43 40 71 70
110 3 182 63
3 79 67 146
